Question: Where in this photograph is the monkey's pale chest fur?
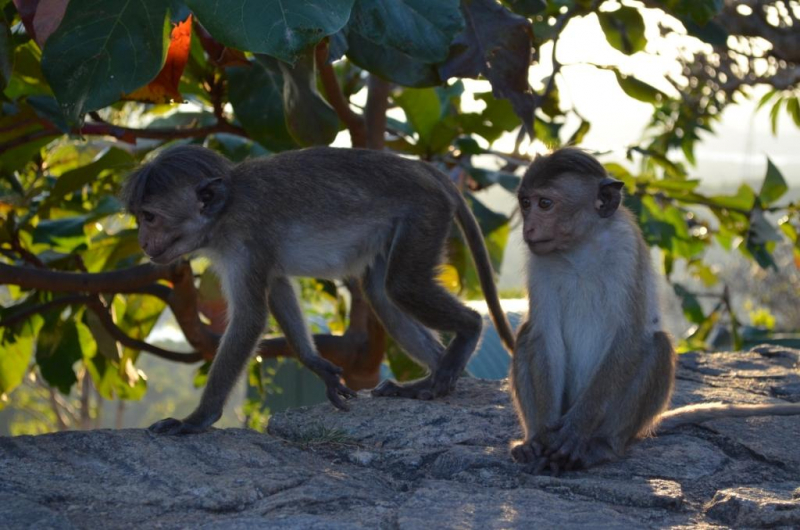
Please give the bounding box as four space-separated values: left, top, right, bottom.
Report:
527 220 660 404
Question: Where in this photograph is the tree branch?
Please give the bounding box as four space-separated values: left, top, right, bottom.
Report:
315 40 368 148
365 76 391 150
0 262 178 293
0 294 93 328
85 298 203 364
0 119 249 155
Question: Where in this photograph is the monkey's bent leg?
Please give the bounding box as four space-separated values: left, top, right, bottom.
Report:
544 332 674 469
149 279 269 435
362 258 445 399
378 220 482 399
603 331 675 448
268 276 357 410
510 322 566 465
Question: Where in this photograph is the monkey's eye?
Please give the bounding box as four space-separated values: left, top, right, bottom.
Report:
538 198 554 210
141 211 155 223
520 197 531 210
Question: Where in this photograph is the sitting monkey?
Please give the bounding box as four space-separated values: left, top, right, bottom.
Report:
511 147 800 473
123 145 514 434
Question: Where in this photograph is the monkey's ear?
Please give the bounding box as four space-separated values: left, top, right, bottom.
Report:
196 178 228 217
596 177 624 218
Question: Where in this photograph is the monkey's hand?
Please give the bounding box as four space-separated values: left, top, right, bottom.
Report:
307 358 357 411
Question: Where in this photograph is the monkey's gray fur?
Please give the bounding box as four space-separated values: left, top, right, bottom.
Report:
123 145 515 434
510 147 800 473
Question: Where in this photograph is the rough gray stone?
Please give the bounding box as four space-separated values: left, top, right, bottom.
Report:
1 348 799 528
705 483 800 527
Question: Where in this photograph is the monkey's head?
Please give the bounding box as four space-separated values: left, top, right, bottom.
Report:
122 145 233 264
517 148 624 255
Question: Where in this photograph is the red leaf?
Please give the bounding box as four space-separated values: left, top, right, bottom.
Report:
12 0 40 42
123 15 192 104
13 0 68 47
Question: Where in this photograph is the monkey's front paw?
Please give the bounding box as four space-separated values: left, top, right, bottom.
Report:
543 419 590 469
325 380 357 411
148 417 209 435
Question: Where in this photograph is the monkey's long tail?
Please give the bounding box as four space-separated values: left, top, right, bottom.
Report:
452 191 516 353
656 402 800 433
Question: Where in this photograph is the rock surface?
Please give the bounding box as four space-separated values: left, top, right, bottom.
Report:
2 346 799 529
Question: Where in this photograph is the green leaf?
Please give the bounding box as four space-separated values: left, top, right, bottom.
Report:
756 89 778 111
345 30 441 87
0 318 42 397
41 0 171 123
186 0 355 63
709 184 756 211
278 50 340 147
395 88 441 149
27 96 71 133
568 119 591 145
659 0 721 25
682 19 727 46
49 147 134 202
32 216 88 249
36 317 91 394
673 284 704 324
348 0 464 63
598 6 646 55
227 57 298 152
458 92 520 144
758 158 787 206
787 96 800 128
613 71 665 104
439 0 534 131
769 97 784 135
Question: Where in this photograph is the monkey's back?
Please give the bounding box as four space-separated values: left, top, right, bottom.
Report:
221 147 458 279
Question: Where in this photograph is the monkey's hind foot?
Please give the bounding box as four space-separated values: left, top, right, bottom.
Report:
371 376 444 400
148 417 210 435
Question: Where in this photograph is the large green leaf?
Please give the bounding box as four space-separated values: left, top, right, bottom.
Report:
613 71 665 104
41 0 171 123
0 317 42 399
439 0 534 130
32 216 88 249
758 158 788 206
227 57 297 152
673 284 704 324
682 19 727 46
458 92 520 144
345 30 441 87
36 317 95 394
49 147 134 202
598 6 646 55
395 88 441 148
348 0 463 63
278 51 340 147
186 0 355 63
